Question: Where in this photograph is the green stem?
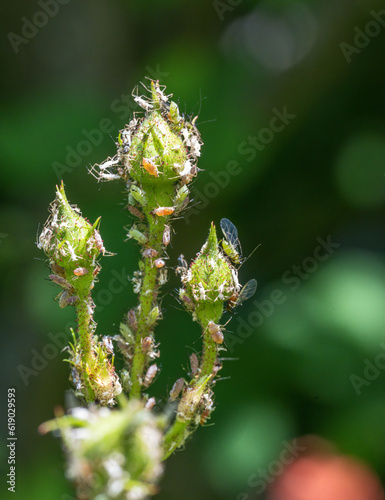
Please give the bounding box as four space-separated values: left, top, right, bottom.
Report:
129 184 172 399
162 310 221 459
163 420 189 460
75 292 96 401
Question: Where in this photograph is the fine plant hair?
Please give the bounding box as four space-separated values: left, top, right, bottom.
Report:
37 80 257 500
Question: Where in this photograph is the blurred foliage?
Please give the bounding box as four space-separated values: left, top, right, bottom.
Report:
2 0 385 498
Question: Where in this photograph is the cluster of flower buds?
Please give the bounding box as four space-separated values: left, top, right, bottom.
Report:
39 399 164 500
90 81 204 399
38 182 120 405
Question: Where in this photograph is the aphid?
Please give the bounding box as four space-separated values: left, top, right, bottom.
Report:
200 408 211 426
50 262 65 277
207 321 224 344
93 229 105 255
127 309 137 331
58 290 69 309
154 258 165 269
189 353 199 376
102 336 114 354
212 360 222 377
119 323 134 343
127 205 144 220
73 267 88 276
143 364 158 388
142 158 159 177
175 184 189 205
49 274 72 290
151 206 175 217
176 254 188 275
180 290 194 307
142 336 154 353
220 218 242 265
58 290 77 308
147 306 160 326
163 225 171 247
130 185 147 206
145 397 156 410
128 227 148 245
169 378 185 401
142 248 158 259
227 279 257 312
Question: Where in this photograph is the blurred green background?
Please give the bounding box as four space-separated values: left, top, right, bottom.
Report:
2 0 385 498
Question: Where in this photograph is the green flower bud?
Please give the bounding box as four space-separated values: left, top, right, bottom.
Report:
69 332 122 406
39 400 164 500
120 81 202 189
176 375 212 423
180 223 238 325
38 182 104 295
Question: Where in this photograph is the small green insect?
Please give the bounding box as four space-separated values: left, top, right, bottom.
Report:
220 218 242 265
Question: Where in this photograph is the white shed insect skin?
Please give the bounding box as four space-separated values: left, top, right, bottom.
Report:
143 364 158 388
145 397 156 410
119 129 132 154
142 248 158 259
102 336 114 354
163 225 171 247
169 378 185 401
212 360 223 377
158 268 168 286
65 241 80 261
208 321 224 344
189 353 199 377
133 95 153 111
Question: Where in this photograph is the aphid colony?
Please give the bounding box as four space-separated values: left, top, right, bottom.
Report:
177 218 257 336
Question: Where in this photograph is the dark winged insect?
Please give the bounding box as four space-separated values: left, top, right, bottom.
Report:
220 218 242 265
227 278 257 312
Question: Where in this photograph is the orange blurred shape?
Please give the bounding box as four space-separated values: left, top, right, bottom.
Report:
268 437 384 500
